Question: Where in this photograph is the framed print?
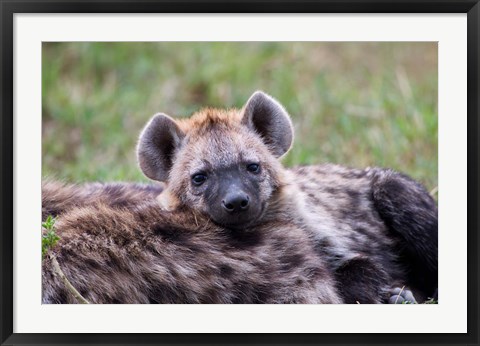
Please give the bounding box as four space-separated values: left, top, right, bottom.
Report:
1 1 479 345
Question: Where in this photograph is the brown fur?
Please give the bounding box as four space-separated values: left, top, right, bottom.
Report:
134 91 436 303
42 199 341 304
42 180 164 221
43 91 437 304
160 107 287 217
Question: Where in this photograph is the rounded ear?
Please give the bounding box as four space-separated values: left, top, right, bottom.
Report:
137 113 185 182
241 91 294 158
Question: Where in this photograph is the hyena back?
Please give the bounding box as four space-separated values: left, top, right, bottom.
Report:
136 91 438 303
42 180 164 221
42 199 341 304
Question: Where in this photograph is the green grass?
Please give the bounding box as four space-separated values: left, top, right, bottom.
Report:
42 215 59 258
42 42 437 190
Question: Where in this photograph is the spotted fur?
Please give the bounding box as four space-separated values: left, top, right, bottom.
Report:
134 91 437 303
286 164 437 302
42 200 341 304
42 91 437 304
42 180 164 221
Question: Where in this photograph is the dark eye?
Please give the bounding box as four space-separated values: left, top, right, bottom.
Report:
191 173 207 186
246 163 260 173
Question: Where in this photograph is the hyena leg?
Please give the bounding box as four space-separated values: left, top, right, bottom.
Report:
335 257 390 304
370 169 438 301
335 257 417 304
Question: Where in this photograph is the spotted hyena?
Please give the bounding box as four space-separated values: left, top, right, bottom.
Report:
136 90 437 303
42 91 437 304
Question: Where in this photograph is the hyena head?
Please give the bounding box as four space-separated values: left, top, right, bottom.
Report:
137 91 294 229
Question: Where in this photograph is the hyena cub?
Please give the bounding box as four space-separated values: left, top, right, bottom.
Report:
137 91 438 303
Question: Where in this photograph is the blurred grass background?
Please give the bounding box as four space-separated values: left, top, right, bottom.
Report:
42 42 437 191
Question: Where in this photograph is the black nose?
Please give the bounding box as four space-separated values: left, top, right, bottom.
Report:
222 192 250 213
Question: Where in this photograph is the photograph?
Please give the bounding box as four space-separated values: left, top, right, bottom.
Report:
41 42 438 305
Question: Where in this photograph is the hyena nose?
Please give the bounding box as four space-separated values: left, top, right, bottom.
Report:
222 193 250 213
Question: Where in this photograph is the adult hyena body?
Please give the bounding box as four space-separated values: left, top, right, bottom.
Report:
41 180 164 221
42 197 341 304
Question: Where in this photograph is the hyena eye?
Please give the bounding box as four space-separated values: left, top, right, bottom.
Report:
246 163 261 173
191 173 207 186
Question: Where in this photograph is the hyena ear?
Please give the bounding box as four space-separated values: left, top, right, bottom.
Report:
241 91 294 157
137 113 185 182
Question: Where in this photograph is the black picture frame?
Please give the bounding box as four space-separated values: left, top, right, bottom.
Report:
1 1 478 345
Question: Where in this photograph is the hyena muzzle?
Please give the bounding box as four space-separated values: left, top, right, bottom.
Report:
135 90 438 303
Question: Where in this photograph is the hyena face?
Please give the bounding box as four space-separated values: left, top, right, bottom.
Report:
168 125 280 228
137 91 293 229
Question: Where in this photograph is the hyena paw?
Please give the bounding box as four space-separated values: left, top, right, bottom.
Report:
388 287 417 304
